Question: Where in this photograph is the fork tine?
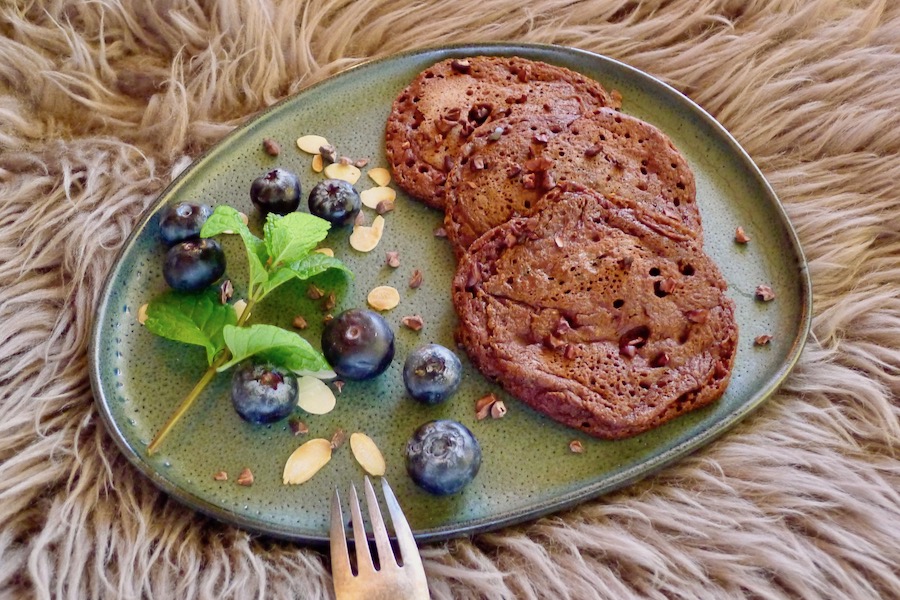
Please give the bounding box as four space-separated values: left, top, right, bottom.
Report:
363 476 397 569
348 483 375 573
329 488 353 586
381 478 424 572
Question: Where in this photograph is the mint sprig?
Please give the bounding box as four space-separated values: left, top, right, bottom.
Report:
146 205 351 454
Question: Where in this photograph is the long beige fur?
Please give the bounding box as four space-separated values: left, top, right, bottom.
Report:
1 0 898 598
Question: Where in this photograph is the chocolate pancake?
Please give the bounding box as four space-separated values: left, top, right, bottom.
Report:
444 108 700 255
452 185 737 440
385 56 621 209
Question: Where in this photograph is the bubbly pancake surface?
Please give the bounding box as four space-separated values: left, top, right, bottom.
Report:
444 108 700 255
384 56 621 209
452 186 737 440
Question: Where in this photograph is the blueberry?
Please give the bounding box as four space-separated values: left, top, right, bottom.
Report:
308 179 361 226
250 168 302 216
321 309 394 380
405 420 482 495
162 238 226 292
158 202 213 246
403 343 462 405
231 361 298 424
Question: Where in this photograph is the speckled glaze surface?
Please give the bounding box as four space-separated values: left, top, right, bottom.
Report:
90 44 811 544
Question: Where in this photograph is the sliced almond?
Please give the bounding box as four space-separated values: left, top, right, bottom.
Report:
324 162 362 184
239 211 249 226
283 438 332 485
296 375 337 415
368 167 392 187
350 432 386 477
314 247 334 257
360 186 397 210
349 215 385 252
367 286 400 311
296 134 330 154
312 154 324 173
233 299 249 320
138 303 148 325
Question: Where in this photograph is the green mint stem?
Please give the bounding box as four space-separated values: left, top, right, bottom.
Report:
147 296 257 455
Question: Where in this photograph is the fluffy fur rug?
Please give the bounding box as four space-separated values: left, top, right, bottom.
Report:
1 0 898 598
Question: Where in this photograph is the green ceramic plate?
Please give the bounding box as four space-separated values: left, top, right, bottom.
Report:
90 44 811 544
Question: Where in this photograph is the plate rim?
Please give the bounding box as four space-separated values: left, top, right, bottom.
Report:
89 42 813 545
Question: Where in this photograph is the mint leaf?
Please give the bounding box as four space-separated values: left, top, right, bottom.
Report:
218 324 330 373
263 212 331 268
289 252 353 280
144 289 237 364
258 253 353 298
201 205 268 289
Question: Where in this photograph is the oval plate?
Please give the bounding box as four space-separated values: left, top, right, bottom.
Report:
90 43 811 544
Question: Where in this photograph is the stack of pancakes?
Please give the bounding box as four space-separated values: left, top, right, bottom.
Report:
385 56 737 440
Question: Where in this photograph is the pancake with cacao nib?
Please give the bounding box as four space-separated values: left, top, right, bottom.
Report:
452 185 737 440
444 107 700 255
385 55 621 209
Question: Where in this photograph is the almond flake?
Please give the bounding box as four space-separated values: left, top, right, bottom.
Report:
735 226 751 244
368 167 392 187
754 334 773 346
312 154 324 173
138 303 149 325
233 299 249 321
283 438 332 485
350 432 386 476
569 440 585 454
314 247 334 257
296 134 330 154
360 186 396 209
296 375 337 415
349 215 385 252
324 162 362 184
213 470 228 481
367 286 400 311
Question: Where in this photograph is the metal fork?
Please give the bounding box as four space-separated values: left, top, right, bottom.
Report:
330 477 430 600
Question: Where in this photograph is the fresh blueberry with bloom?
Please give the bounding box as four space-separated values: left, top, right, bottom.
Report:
405 419 482 495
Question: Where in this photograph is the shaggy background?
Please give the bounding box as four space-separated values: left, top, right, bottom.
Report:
1 0 898 598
